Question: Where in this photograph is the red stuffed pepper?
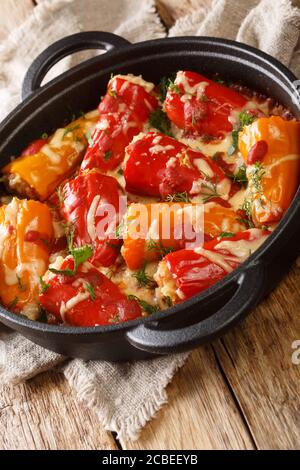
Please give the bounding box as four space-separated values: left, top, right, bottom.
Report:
155 228 269 304
39 257 142 326
61 170 123 267
124 131 231 199
81 74 159 172
164 70 247 137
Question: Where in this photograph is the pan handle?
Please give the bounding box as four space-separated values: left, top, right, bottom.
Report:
22 31 130 100
126 262 265 355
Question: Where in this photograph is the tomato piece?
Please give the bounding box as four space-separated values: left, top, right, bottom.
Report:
21 138 47 157
124 132 230 198
247 140 268 165
39 258 142 326
81 75 159 172
164 71 247 137
61 170 123 267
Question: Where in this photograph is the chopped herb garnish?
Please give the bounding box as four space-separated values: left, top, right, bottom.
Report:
162 296 173 308
132 264 156 289
108 87 116 97
128 294 160 315
50 245 93 277
149 108 173 137
227 130 239 156
17 274 27 292
219 232 235 238
41 132 49 140
115 221 124 239
38 307 48 323
214 78 225 85
250 162 265 201
63 124 80 139
56 185 66 205
191 111 196 126
228 165 248 187
241 199 253 219
8 297 19 309
85 131 94 146
239 110 255 129
104 150 112 161
201 134 214 143
85 282 96 301
164 191 190 203
200 94 209 102
261 225 270 231
201 174 221 203
158 74 176 100
236 216 254 229
227 111 256 156
147 239 174 258
39 276 50 294
169 82 181 94
117 168 124 176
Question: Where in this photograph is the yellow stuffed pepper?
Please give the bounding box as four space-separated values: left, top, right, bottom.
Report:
239 116 300 225
2 110 99 201
0 198 54 319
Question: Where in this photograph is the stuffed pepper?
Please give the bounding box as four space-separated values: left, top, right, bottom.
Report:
0 198 54 319
60 170 123 267
2 111 99 201
122 201 246 270
238 116 300 225
124 131 232 199
39 256 142 326
81 74 159 172
164 70 248 138
155 228 269 304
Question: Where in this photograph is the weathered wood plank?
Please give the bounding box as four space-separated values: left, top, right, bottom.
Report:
124 346 255 450
0 0 35 41
0 371 118 450
214 263 300 450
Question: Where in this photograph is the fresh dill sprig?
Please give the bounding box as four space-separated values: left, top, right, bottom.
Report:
132 264 157 289
146 239 174 258
128 295 160 315
164 191 190 203
149 109 173 136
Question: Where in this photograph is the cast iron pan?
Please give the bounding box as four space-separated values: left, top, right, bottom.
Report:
0 32 299 361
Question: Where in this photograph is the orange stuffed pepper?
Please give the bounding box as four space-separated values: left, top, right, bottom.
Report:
239 116 300 225
0 198 54 319
2 111 99 201
121 201 246 270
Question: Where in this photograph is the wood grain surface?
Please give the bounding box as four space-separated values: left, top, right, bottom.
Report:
0 0 299 451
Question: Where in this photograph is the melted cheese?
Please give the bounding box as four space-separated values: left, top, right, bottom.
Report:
60 291 90 320
215 234 267 261
229 188 246 212
194 247 235 273
113 74 155 93
175 71 209 100
149 144 175 154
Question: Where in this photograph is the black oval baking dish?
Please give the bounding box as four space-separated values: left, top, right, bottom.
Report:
0 32 299 361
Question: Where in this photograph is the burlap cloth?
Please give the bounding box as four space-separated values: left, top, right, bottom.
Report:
0 0 299 441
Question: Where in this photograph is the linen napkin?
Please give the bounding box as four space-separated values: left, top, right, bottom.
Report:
0 0 300 442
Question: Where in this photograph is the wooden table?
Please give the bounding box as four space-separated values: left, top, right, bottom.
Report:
1 0 300 450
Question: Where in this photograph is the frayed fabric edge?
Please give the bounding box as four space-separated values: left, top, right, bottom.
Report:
63 353 189 442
